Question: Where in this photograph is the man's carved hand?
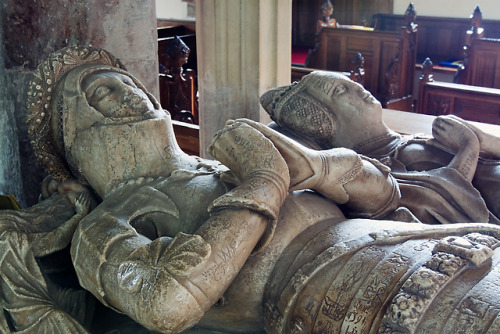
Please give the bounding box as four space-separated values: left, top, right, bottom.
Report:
208 121 290 220
208 121 289 184
224 119 319 189
232 119 363 204
29 190 92 258
74 190 91 217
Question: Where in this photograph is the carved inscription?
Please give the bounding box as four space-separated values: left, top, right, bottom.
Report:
451 296 497 334
343 253 411 332
341 252 412 334
233 134 254 150
264 302 285 333
314 246 386 333
322 295 350 322
161 144 182 161
200 215 250 283
292 294 323 331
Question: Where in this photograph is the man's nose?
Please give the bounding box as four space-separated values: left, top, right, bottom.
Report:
121 86 135 102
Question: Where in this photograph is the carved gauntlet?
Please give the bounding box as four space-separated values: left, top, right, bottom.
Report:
292 148 364 204
220 119 364 205
208 121 290 221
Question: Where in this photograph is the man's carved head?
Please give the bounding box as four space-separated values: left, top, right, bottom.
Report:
27 46 163 183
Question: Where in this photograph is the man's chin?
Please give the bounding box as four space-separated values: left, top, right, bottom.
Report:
143 109 169 120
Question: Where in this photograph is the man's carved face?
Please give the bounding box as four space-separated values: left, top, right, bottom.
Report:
82 71 155 118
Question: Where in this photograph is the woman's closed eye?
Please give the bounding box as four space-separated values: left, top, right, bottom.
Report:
334 84 346 95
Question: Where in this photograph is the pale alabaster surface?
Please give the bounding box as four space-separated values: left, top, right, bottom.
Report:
2 46 500 334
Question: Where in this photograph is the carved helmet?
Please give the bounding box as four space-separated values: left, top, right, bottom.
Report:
26 45 160 182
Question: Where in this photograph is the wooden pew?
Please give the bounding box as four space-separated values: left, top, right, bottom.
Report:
456 38 500 89
158 29 197 73
156 22 199 125
417 58 500 125
306 4 417 112
157 18 195 31
157 24 195 37
173 120 200 156
157 22 201 154
292 66 317 83
373 6 500 66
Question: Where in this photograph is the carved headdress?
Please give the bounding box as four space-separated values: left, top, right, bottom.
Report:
259 71 341 149
26 46 158 183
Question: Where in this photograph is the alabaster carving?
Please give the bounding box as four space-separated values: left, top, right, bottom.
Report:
258 70 500 225
0 183 93 333
2 47 500 334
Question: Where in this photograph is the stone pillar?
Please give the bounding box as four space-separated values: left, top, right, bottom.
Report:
196 0 291 157
0 0 158 206
86 0 159 94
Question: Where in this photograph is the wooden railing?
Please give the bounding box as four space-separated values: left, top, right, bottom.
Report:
373 6 500 66
417 58 500 125
456 38 500 89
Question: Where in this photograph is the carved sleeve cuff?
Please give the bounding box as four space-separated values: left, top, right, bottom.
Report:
314 148 364 204
208 170 289 252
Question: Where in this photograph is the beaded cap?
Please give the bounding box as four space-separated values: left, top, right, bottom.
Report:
260 71 340 148
26 46 124 182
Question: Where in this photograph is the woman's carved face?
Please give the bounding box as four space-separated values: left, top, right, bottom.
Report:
82 71 155 118
260 72 384 148
304 73 382 121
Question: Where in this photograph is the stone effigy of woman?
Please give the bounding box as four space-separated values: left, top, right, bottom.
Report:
255 70 500 225
3 46 500 333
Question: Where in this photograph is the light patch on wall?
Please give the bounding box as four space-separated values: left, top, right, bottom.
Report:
393 0 500 20
156 0 190 19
